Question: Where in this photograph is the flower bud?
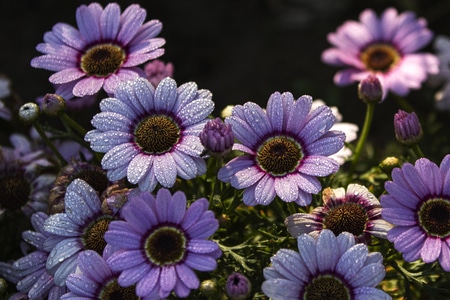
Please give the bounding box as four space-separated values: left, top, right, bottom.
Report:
225 272 251 300
358 74 383 103
221 105 234 118
18 102 40 124
41 93 66 116
199 279 217 297
394 110 423 146
200 118 234 157
379 156 401 175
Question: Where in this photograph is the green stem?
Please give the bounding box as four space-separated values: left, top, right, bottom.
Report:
59 112 87 137
33 121 67 166
410 144 425 159
350 102 376 175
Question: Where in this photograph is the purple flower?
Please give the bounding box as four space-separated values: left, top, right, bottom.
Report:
144 59 174 87
218 92 345 206
200 117 235 157
285 184 393 244
43 179 115 286
322 7 438 98
61 250 139 299
85 77 214 192
262 229 391 299
31 3 165 97
394 109 423 146
104 188 221 298
381 154 450 271
225 272 251 300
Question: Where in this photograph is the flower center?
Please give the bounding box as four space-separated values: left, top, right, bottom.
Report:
76 170 109 195
135 116 180 154
99 279 138 300
303 275 350 300
83 216 112 255
419 198 450 237
360 43 401 72
257 137 303 176
144 226 186 266
323 203 368 237
0 174 31 210
81 43 126 77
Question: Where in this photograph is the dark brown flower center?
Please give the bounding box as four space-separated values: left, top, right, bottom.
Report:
419 198 450 237
0 174 31 210
81 44 125 77
360 43 401 72
145 227 186 265
83 217 112 255
323 203 368 237
303 275 350 300
257 137 302 176
76 170 109 195
99 279 138 300
135 116 180 154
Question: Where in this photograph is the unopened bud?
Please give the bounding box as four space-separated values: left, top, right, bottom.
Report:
394 110 423 147
41 93 66 116
379 156 401 175
200 118 234 157
358 74 383 103
18 102 40 124
225 272 251 300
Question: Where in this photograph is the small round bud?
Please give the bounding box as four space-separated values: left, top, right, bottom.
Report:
199 279 217 297
379 156 401 175
0 277 7 295
18 102 40 124
41 93 66 116
200 118 234 157
221 105 234 118
394 109 423 147
225 272 251 300
358 74 383 103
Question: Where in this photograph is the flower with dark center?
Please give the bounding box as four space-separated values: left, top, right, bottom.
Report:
85 77 214 193
43 179 117 286
322 7 438 98
381 154 450 271
61 250 139 300
31 3 165 97
104 188 221 298
48 159 110 214
218 92 345 206
262 229 391 299
285 184 393 244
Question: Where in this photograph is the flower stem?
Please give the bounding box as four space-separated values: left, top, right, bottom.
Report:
33 121 67 166
59 112 87 137
350 102 375 175
410 144 424 159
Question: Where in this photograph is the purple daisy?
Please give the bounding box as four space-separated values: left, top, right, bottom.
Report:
285 184 393 244
61 250 140 299
84 77 214 192
104 188 221 299
380 154 450 271
321 7 438 98
217 92 345 206
30 2 165 97
262 229 391 299
43 178 116 286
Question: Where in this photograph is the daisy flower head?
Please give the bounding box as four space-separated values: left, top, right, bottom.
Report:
43 178 116 286
30 2 165 97
322 7 439 98
217 92 345 206
262 229 391 299
285 184 393 244
85 77 214 193
380 154 450 271
104 188 221 299
61 250 138 300
432 35 450 111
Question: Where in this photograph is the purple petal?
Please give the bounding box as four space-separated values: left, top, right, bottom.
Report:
73 77 104 97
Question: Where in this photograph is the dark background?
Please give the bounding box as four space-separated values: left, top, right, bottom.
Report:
1 0 450 161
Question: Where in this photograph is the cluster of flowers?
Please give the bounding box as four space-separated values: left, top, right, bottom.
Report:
0 2 449 299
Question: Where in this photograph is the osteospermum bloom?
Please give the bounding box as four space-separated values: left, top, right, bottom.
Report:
30 2 165 97
218 92 345 206
262 229 391 299
85 77 214 192
380 154 450 271
61 250 138 299
431 35 450 111
43 178 116 286
104 188 221 299
322 7 438 98
285 184 393 244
